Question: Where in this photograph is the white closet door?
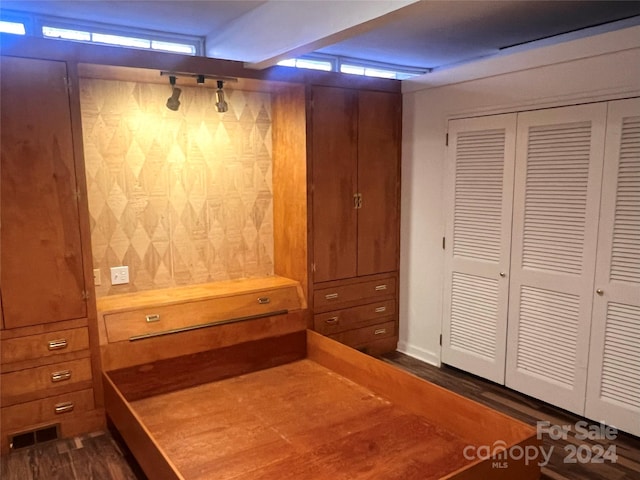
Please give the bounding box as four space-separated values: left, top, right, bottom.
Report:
585 98 640 436
506 104 607 414
442 114 516 383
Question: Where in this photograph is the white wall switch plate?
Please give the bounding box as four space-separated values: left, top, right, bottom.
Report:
93 268 101 286
110 266 129 285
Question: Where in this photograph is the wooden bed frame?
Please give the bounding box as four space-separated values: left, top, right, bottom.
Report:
97 279 540 480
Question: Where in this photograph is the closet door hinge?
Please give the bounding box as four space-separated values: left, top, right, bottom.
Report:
442 237 446 250
353 193 363 209
64 76 72 94
311 263 316 273
439 334 442 346
445 133 449 146
81 290 90 301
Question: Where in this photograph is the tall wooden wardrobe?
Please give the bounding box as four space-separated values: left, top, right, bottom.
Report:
307 85 402 354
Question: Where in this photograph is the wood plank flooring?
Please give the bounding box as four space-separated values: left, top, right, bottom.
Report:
1 351 638 480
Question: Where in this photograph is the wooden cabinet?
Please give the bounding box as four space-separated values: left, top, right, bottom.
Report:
1 56 87 329
0 55 102 453
309 86 401 354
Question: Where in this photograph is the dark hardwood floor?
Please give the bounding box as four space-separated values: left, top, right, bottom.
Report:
2 352 638 480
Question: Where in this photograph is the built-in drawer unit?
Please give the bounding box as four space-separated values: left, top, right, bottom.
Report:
313 275 396 312
1 328 90 365
100 278 305 343
328 320 396 348
1 358 93 406
314 300 395 335
1 388 95 434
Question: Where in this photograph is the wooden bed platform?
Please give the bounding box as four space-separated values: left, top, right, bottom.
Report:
98 279 540 480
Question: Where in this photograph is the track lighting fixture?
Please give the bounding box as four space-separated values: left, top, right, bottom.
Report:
215 80 228 113
166 75 181 111
160 71 237 113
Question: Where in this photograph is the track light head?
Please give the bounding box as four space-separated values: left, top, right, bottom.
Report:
215 80 228 113
166 76 181 111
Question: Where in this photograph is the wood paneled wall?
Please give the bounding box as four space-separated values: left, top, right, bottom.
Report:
79 78 275 296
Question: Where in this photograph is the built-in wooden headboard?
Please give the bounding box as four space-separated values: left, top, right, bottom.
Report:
96 276 307 371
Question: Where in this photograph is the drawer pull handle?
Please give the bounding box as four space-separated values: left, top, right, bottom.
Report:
375 284 388 291
257 297 271 305
54 402 75 414
325 317 339 325
51 370 72 383
374 328 387 335
146 314 160 323
48 339 68 350
325 293 339 300
374 306 387 313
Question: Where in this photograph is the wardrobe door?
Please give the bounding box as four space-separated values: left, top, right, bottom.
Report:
310 86 358 282
585 98 640 436
357 90 401 277
442 114 516 383
506 104 607 414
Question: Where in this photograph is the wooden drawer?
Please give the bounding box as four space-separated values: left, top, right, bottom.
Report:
1 328 89 365
104 285 302 342
329 320 396 348
314 300 395 335
314 276 396 311
1 358 93 406
1 388 95 433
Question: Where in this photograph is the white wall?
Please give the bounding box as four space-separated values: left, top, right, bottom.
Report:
399 25 640 366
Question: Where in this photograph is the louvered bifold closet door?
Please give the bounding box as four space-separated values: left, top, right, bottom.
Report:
585 98 640 436
442 114 516 384
505 104 607 415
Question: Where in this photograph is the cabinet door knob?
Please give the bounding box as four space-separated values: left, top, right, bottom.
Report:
596 289 604 296
499 272 506 278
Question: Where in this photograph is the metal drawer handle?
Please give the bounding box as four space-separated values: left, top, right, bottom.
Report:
325 316 339 325
374 306 387 313
51 370 72 383
258 297 271 305
374 328 387 335
146 314 160 323
48 339 68 350
54 402 75 414
325 293 339 300
375 284 388 291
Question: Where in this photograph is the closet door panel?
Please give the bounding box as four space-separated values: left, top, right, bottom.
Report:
442 114 517 384
1 56 87 328
310 86 358 283
586 98 640 436
506 103 607 415
357 91 400 277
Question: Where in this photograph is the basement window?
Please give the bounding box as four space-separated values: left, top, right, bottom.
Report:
0 19 26 35
278 54 428 80
41 25 198 55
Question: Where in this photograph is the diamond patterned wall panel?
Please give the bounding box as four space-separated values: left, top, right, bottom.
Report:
79 78 274 296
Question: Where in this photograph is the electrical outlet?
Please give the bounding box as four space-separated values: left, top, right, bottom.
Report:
93 268 101 286
110 266 129 285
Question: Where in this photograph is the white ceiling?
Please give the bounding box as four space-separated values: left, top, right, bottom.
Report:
2 0 640 72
